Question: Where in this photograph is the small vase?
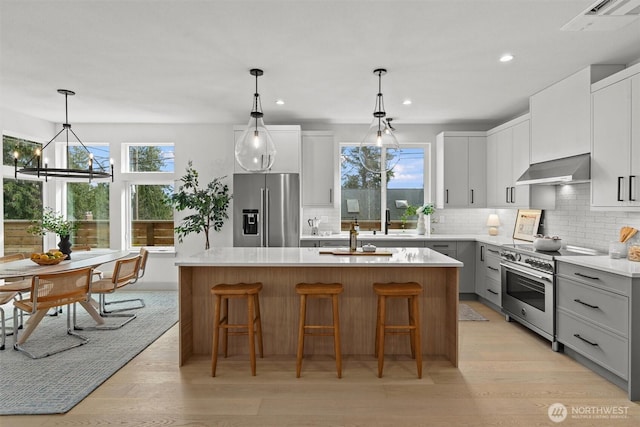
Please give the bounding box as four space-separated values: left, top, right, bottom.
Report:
417 214 430 236
417 213 426 235
58 235 72 260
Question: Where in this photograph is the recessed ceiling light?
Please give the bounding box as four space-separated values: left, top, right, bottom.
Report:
500 54 514 63
402 99 412 105
275 99 285 105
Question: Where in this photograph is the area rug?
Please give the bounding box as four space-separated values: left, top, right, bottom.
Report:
459 303 488 321
0 291 177 415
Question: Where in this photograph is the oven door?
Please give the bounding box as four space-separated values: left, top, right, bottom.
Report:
500 262 554 340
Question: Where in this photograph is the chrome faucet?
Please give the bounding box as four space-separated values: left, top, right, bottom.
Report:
384 209 391 235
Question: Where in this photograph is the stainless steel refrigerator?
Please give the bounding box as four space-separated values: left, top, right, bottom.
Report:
233 173 300 247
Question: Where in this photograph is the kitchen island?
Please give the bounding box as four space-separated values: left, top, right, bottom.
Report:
176 247 463 367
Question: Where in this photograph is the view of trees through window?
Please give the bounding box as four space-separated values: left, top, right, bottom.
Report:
126 144 175 247
3 136 45 254
341 145 425 231
3 135 176 254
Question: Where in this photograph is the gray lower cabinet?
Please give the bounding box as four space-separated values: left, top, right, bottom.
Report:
475 243 501 308
426 241 475 294
556 261 640 400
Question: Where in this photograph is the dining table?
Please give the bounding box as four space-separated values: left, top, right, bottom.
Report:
0 249 131 344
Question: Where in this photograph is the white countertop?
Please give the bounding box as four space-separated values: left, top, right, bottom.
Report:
175 247 464 268
301 233 520 246
557 255 640 278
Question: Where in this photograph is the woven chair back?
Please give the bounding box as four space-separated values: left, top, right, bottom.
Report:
29 267 93 311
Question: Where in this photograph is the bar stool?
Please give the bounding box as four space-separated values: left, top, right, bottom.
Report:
295 282 344 378
211 282 264 377
373 282 423 378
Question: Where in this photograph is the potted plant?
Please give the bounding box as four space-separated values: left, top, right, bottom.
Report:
166 161 232 250
402 203 435 235
27 207 79 258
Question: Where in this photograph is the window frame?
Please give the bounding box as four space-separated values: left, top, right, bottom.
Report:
339 141 432 231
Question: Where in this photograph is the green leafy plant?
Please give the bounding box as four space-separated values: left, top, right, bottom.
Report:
165 161 232 250
401 203 435 223
27 207 78 237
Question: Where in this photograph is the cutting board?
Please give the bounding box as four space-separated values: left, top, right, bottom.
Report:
319 249 393 256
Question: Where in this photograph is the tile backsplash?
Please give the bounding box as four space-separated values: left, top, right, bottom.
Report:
303 183 640 253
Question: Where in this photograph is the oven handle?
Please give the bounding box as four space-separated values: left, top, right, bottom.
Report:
500 263 553 282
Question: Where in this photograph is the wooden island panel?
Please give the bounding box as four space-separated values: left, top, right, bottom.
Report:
179 265 458 367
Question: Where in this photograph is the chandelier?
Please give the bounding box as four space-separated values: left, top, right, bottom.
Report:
14 89 113 182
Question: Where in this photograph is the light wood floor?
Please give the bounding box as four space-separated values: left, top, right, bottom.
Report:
7 301 640 426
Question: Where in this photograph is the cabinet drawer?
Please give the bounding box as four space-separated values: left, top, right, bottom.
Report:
485 256 501 282
557 262 630 296
557 277 628 337
484 277 501 306
484 245 502 258
557 310 628 380
426 242 456 252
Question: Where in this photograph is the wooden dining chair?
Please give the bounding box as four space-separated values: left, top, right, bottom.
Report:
99 247 149 314
12 266 94 359
74 255 141 330
0 253 30 336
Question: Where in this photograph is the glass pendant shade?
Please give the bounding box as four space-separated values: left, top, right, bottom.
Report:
235 68 276 172
358 118 401 173
235 116 276 172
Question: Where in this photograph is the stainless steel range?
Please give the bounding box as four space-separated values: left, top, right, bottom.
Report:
500 244 599 351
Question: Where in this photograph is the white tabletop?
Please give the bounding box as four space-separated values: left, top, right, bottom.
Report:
175 247 464 268
0 250 130 280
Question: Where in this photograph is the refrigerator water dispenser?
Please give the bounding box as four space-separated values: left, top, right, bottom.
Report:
242 209 259 235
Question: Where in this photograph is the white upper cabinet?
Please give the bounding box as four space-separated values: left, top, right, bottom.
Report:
436 132 486 208
234 125 301 174
301 131 334 207
530 65 624 164
591 66 640 209
486 115 555 209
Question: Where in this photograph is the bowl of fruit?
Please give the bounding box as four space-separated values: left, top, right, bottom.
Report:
30 251 67 265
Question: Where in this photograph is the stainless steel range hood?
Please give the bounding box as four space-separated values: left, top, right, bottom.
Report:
516 153 590 185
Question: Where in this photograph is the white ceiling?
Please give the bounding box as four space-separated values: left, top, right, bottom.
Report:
1 0 640 128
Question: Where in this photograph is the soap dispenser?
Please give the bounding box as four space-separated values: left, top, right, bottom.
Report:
349 221 358 252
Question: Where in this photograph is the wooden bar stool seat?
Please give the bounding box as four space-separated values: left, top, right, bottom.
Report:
373 282 423 378
211 282 264 377
296 282 343 378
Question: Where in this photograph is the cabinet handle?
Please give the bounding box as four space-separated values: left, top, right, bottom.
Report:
329 188 333 203
432 244 448 248
574 272 600 281
618 176 624 202
487 289 499 295
487 248 500 254
574 334 598 347
480 245 485 262
487 266 499 272
574 299 599 309
630 176 636 202
446 189 449 204
471 189 474 204
510 187 515 203
505 187 510 203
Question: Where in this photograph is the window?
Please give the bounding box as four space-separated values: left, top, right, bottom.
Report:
340 143 429 231
126 143 174 173
2 135 44 254
129 184 174 247
66 143 111 248
123 143 175 248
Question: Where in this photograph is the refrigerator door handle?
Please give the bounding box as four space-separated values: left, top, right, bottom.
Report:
264 187 270 247
260 187 266 247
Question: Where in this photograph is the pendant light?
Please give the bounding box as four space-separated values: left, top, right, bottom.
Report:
358 68 401 174
235 68 276 172
14 89 113 182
